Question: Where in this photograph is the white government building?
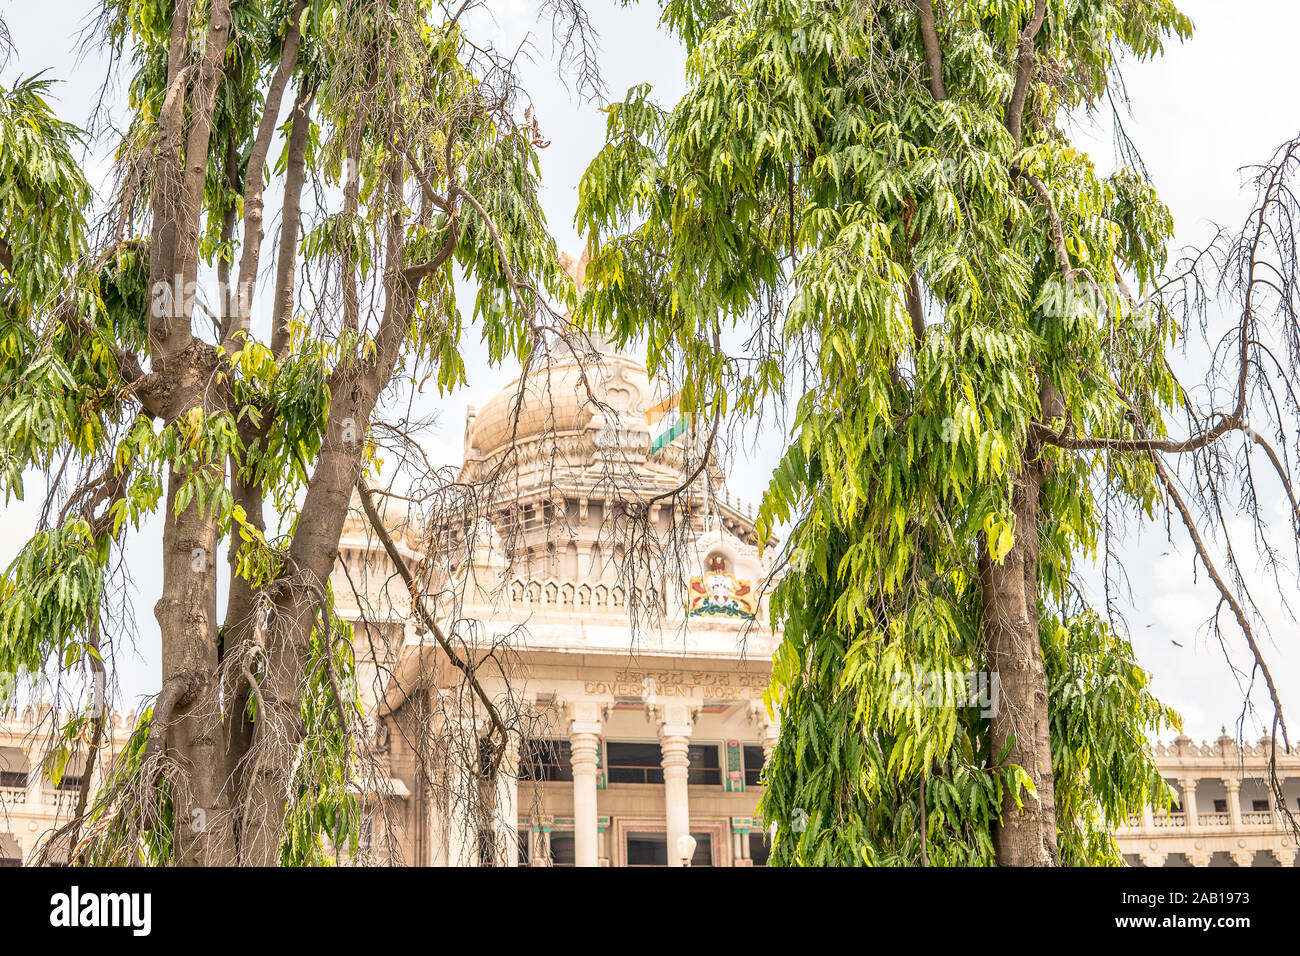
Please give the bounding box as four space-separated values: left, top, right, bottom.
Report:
333 328 783 867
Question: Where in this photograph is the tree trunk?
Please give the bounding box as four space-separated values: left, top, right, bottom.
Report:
155 428 237 866
979 452 1058 866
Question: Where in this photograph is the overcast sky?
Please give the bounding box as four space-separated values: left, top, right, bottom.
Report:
1 0 1297 742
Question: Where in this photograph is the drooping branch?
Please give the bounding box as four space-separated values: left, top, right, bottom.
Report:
1150 453 1291 752
356 476 509 777
401 214 461 285
1004 0 1047 148
223 0 310 349
914 0 946 101
271 80 316 358
169 0 232 356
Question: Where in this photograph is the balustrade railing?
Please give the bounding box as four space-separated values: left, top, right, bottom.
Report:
1124 808 1289 832
41 790 78 811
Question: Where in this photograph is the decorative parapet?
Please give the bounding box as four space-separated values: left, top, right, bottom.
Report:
504 576 662 615
1148 732 1298 762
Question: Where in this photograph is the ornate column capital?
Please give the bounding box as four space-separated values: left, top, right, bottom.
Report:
654 701 698 742
1229 846 1256 868
564 699 605 736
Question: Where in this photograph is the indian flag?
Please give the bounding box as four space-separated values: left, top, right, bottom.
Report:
645 389 688 454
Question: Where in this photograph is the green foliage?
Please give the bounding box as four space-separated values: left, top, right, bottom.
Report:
79 709 177 867
278 590 362 866
0 516 109 686
578 0 1190 864
0 74 88 314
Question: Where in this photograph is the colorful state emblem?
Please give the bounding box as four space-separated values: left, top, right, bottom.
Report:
688 555 758 619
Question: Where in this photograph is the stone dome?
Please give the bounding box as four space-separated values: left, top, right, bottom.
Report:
465 351 656 460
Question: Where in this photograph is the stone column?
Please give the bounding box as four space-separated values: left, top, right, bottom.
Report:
441 709 483 866
732 818 752 867
1222 778 1243 829
658 703 695 867
568 702 603 868
493 737 520 866
1179 776 1199 828
597 817 611 866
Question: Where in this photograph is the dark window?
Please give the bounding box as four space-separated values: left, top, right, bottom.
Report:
624 831 713 866
687 744 721 786
0 858 20 868
606 742 663 784
625 831 666 866
1213 799 1227 813
549 834 575 867
1252 800 1270 812
689 833 713 866
748 831 770 866
55 775 82 793
743 745 766 788
0 770 26 789
519 739 573 782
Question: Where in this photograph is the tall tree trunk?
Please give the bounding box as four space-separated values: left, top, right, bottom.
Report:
143 0 235 867
155 374 237 865
979 0 1058 865
271 81 314 358
979 447 1058 866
